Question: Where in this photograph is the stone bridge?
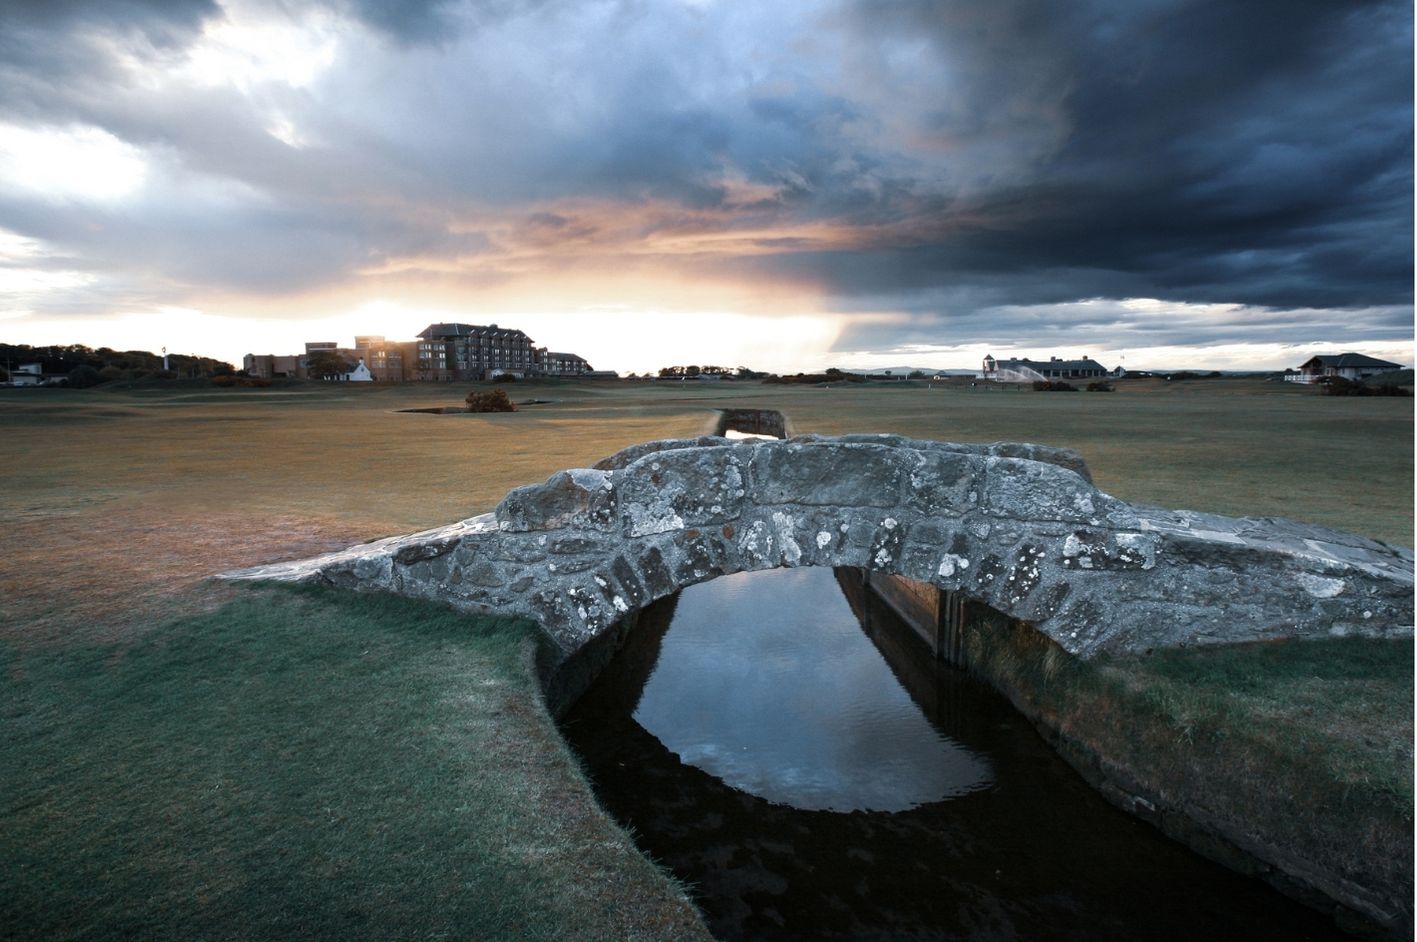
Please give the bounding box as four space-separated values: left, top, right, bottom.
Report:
223 434 1413 660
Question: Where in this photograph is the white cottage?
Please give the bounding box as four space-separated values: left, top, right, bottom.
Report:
1288 353 1404 384
345 358 374 382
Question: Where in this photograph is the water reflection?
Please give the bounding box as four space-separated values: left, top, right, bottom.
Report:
560 567 1353 941
633 567 991 811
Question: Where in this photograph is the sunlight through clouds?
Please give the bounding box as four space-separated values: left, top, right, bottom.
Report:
0 124 147 202
179 2 340 91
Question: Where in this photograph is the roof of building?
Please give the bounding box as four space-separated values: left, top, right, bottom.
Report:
993 356 1109 372
418 322 531 341
1299 353 1404 370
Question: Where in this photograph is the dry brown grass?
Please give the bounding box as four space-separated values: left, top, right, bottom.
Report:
2 377 1409 650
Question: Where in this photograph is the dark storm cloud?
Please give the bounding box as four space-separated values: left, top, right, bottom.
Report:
0 0 1408 354
816 0 1412 348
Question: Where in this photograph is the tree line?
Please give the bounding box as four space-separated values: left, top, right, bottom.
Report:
0 343 235 386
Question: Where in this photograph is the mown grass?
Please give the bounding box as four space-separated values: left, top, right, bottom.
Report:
1 585 704 942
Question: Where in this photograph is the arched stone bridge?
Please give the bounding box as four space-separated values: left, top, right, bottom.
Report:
224 435 1413 659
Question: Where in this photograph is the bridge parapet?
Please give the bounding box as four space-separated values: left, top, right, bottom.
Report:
222 435 1413 658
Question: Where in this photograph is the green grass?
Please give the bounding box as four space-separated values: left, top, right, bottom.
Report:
1 586 704 941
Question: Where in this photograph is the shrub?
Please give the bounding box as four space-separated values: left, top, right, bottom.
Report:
1032 380 1078 392
1321 376 1413 397
491 373 518 383
466 388 517 412
211 374 236 387
1086 381 1114 392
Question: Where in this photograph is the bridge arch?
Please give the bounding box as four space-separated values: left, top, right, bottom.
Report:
226 434 1413 668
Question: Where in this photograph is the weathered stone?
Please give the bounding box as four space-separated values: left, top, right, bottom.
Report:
751 443 904 507
618 445 751 535
904 451 979 517
394 537 460 565
549 537 601 555
592 437 726 471
1061 529 1159 571
221 434 1414 661
496 468 617 532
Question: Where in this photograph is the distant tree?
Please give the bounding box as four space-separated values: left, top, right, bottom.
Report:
306 350 353 379
825 367 842 375
907 370 926 379
97 366 123 383
67 364 102 387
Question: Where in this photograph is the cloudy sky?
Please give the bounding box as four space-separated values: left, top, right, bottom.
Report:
0 0 1411 373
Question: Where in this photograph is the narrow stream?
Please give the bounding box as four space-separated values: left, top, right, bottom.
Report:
559 567 1351 941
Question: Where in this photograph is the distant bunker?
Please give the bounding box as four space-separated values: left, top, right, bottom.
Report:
224 434 1414 676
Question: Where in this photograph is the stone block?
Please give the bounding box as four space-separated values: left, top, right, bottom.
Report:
904 451 980 517
619 446 750 535
495 468 617 532
750 442 904 507
981 457 1107 523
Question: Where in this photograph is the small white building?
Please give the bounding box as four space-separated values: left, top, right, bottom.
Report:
8 363 43 386
345 358 374 382
1286 353 1405 384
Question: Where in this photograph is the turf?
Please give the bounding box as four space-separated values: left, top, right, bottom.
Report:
1 586 704 941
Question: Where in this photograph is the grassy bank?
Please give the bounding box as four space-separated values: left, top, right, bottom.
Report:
962 613 1413 935
1 586 706 941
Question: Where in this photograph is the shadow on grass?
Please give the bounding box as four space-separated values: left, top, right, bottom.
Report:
1 586 702 941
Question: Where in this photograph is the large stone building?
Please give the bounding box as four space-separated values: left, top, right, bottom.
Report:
354 336 415 383
982 355 1110 382
415 323 594 380
247 322 594 382
537 351 592 376
242 353 306 379
415 323 537 381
